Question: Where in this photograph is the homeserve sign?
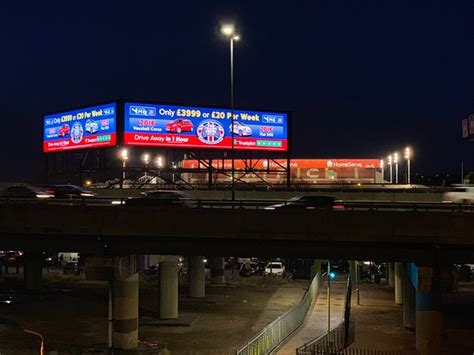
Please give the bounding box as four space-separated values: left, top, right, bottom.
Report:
130 105 260 121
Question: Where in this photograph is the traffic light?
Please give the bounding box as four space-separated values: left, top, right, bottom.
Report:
328 271 336 280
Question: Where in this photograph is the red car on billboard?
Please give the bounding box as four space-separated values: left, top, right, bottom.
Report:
165 119 193 133
58 124 70 137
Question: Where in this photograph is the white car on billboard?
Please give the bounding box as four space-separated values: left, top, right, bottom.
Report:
85 119 99 134
230 121 252 136
443 185 474 204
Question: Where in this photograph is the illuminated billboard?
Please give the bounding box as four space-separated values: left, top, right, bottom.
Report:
43 103 117 153
124 102 288 151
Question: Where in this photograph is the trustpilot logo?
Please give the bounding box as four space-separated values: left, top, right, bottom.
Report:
129 106 156 117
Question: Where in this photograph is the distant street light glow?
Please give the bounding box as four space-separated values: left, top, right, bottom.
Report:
221 24 235 37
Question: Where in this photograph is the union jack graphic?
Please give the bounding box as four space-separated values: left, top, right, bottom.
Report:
196 120 225 145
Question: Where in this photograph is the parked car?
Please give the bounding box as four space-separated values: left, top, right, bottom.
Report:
165 119 193 133
229 121 252 136
49 184 96 198
63 261 81 275
2 185 54 199
265 195 345 211
264 262 286 277
239 262 259 277
58 124 70 137
4 251 22 266
85 119 99 134
126 190 192 207
443 186 474 204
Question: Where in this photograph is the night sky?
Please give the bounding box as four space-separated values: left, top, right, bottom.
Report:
1 1 474 181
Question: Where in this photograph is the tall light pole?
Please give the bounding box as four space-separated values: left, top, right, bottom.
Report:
142 153 150 177
380 159 385 183
119 148 129 187
388 155 393 184
393 152 399 184
404 147 412 185
221 23 240 201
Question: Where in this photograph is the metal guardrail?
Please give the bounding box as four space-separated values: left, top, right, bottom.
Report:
0 197 473 213
297 276 352 355
236 273 321 355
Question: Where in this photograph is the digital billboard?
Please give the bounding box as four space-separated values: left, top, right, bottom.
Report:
124 102 288 151
43 103 117 153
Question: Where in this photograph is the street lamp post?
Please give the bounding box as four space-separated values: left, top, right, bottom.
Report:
221 23 240 201
404 147 411 185
142 153 150 177
394 152 399 184
380 159 385 183
23 329 44 355
388 155 393 184
119 148 129 188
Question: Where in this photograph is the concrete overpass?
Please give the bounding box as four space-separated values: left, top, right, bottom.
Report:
0 203 472 263
1 202 472 353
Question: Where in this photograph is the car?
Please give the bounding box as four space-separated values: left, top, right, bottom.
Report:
265 195 345 210
229 121 252 136
85 119 99 134
63 261 81 275
126 190 193 207
265 262 286 277
58 124 70 137
239 262 259 277
2 185 54 199
4 251 22 266
165 119 193 133
49 184 96 198
443 186 474 204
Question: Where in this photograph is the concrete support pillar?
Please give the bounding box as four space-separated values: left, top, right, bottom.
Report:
416 266 442 355
23 252 43 291
189 256 205 298
388 262 395 287
349 260 357 285
395 262 403 305
210 257 225 284
159 258 178 319
402 263 416 329
112 273 139 349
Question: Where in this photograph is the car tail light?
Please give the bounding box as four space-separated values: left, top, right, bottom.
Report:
332 204 345 211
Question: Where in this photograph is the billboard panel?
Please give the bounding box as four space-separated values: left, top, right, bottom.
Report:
124 102 288 151
462 118 469 139
469 114 474 137
43 103 117 153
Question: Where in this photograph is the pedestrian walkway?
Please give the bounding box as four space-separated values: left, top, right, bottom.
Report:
276 279 347 355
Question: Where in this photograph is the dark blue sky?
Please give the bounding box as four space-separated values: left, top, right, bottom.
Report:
1 1 473 180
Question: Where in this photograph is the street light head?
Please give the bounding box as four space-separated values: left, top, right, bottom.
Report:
387 155 392 165
404 146 411 159
221 24 235 37
393 152 399 164
156 156 164 168
233 35 240 41
142 153 150 165
119 148 129 161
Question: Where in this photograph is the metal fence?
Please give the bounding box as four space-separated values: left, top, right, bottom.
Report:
236 272 321 355
297 276 352 355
